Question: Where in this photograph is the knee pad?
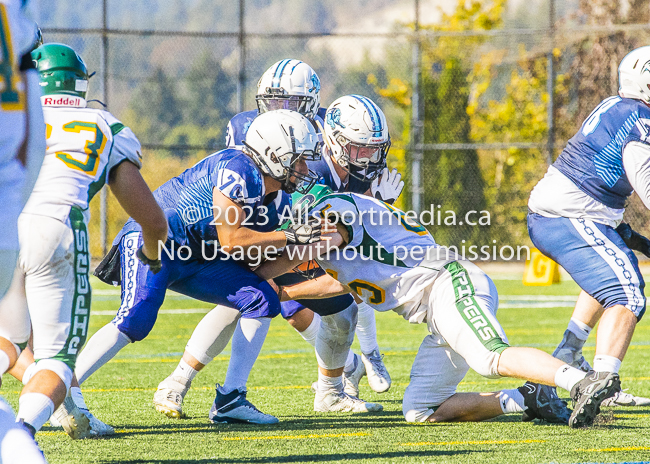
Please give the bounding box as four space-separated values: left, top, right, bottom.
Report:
22 362 37 385
320 302 357 347
403 406 435 423
31 359 73 391
315 303 358 370
403 380 447 423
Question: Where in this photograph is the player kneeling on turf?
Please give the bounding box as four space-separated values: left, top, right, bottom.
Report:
254 185 605 425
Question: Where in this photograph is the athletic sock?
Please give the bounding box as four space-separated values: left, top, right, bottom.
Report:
0 399 45 463
0 351 10 376
356 302 380 354
171 359 198 382
70 387 88 411
567 318 592 341
16 393 54 432
343 350 356 374
317 371 343 393
498 388 525 413
593 354 622 374
554 364 588 392
75 323 132 385
298 313 321 348
222 317 271 393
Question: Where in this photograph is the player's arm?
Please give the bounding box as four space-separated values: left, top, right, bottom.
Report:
623 142 650 209
213 188 289 254
213 188 335 255
278 272 351 301
109 161 168 261
255 222 348 281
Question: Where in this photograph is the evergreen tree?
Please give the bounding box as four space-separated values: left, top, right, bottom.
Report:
422 58 486 246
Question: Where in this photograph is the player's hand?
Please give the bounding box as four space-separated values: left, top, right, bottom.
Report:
284 216 333 245
136 246 162 274
371 168 404 204
616 222 650 258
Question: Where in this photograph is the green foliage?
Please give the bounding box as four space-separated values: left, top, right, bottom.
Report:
468 51 549 246
422 58 486 246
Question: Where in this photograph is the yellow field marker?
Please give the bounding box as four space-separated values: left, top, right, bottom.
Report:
401 439 546 446
222 432 369 441
574 446 650 452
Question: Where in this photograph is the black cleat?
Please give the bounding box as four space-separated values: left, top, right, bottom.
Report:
569 371 621 428
518 382 571 424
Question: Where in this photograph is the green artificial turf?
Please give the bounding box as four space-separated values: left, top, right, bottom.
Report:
4 276 650 464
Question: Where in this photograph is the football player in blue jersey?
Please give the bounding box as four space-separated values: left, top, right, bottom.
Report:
528 46 650 427
225 59 324 150
153 68 399 419
72 110 329 425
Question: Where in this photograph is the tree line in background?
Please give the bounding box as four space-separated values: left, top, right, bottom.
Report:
85 0 650 258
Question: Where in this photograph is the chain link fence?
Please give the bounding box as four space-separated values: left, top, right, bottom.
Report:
35 0 650 260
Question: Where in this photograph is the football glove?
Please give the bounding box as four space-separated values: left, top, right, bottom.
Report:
371 168 404 204
136 246 162 274
284 216 323 245
616 222 650 258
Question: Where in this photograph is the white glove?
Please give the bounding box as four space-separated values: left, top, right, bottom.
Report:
371 168 404 204
284 216 324 244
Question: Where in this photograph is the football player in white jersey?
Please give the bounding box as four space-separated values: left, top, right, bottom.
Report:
253 187 614 426
0 42 168 440
0 1 48 461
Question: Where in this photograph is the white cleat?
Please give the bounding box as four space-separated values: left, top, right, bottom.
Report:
361 349 391 393
51 396 91 440
601 389 650 407
343 353 366 397
314 389 383 413
153 376 192 419
82 409 115 436
209 385 279 425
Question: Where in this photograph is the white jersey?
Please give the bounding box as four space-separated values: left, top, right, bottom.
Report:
310 193 457 323
22 102 143 222
0 0 38 167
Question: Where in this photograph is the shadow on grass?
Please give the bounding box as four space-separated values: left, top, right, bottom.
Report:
96 449 484 463
108 415 436 437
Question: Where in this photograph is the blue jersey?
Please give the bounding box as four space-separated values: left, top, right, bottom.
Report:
116 149 290 257
309 155 371 194
225 107 327 149
553 96 650 209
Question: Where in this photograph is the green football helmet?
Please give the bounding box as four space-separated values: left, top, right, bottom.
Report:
31 43 88 99
281 183 334 230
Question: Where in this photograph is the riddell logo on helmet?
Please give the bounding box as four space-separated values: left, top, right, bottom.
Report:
42 96 84 106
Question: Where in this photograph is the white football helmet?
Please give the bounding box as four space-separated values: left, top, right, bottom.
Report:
256 59 321 119
618 46 650 103
244 109 321 193
324 95 390 181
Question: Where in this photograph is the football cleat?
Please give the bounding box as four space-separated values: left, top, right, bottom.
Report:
153 376 192 419
81 409 115 437
343 353 366 397
51 396 91 439
314 389 383 413
209 385 278 425
361 349 391 393
552 331 592 372
601 389 650 407
569 371 621 428
519 382 571 424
